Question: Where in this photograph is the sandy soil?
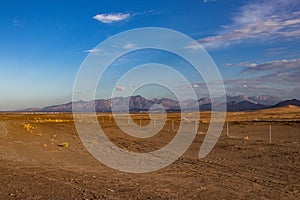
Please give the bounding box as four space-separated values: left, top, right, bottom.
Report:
0 107 299 199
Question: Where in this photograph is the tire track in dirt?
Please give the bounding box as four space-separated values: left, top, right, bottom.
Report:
174 151 299 199
218 156 297 197
25 121 300 198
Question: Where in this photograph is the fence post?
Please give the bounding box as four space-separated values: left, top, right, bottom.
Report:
269 125 272 143
226 122 229 137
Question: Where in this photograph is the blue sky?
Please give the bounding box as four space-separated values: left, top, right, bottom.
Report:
1 0 300 110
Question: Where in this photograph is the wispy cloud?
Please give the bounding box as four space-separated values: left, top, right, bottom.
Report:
265 47 287 55
93 10 157 24
198 0 300 49
243 59 300 73
115 86 126 91
224 58 300 98
131 10 158 17
184 41 202 50
83 49 101 53
190 58 300 98
224 70 300 98
202 0 215 3
93 13 130 24
225 62 257 68
123 43 135 49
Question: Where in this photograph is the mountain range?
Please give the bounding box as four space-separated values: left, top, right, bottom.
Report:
18 95 300 112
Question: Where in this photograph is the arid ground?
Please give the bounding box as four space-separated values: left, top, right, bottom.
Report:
0 106 299 199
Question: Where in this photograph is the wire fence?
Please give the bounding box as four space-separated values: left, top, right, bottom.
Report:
223 121 300 143
86 115 300 143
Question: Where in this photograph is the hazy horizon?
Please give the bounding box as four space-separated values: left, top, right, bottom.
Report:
5 93 297 112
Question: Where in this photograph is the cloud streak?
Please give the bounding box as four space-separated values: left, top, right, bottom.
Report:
115 86 126 91
226 62 257 68
93 13 130 24
184 41 202 50
190 58 300 98
83 49 101 53
123 43 135 49
225 58 300 98
242 59 300 73
197 0 300 49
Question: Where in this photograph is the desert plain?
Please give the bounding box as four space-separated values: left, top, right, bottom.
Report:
0 106 299 199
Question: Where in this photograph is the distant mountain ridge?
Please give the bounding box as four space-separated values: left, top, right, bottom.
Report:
18 95 300 112
226 95 281 105
271 99 300 108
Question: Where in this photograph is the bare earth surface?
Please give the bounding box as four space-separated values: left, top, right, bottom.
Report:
0 106 299 199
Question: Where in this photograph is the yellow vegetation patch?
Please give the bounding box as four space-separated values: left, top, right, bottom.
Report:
23 123 34 132
34 119 71 123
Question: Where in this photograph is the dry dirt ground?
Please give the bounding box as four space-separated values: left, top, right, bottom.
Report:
0 106 299 199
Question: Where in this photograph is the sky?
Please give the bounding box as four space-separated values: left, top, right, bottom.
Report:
1 0 300 110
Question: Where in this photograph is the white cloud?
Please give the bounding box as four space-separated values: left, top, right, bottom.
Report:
93 13 130 24
114 58 128 64
185 42 202 50
123 43 135 49
226 62 257 68
198 0 300 49
84 49 100 53
115 86 126 91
